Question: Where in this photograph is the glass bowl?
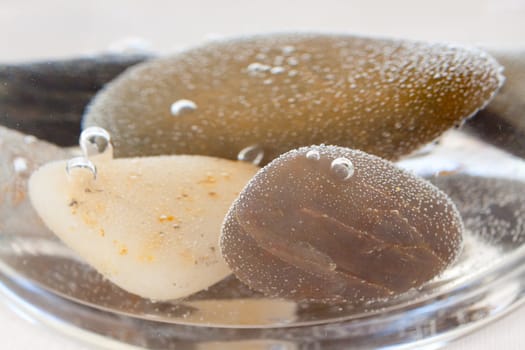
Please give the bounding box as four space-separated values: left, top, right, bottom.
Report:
1 1 524 349
1 129 525 349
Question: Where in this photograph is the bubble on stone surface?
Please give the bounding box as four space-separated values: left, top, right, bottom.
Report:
330 157 354 180
286 57 299 66
170 99 197 117
13 157 28 173
270 66 285 75
431 174 525 247
282 45 295 55
66 157 97 179
237 145 265 166
23 135 37 145
80 126 113 159
84 33 504 164
220 145 464 303
305 149 320 161
246 62 271 75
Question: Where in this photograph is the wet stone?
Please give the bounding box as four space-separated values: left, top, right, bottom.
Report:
84 33 503 163
431 174 525 248
465 49 525 158
220 145 464 303
0 55 150 146
29 153 258 300
0 126 69 236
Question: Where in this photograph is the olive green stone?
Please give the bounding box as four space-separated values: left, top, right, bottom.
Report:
84 33 503 164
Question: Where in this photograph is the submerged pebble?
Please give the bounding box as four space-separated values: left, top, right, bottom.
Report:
84 33 503 163
0 126 69 236
220 145 463 303
431 175 525 247
0 55 149 146
29 154 258 300
465 49 525 158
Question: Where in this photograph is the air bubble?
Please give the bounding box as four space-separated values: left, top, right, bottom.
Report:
170 99 197 117
13 157 28 173
282 45 295 55
286 57 299 66
273 56 285 66
301 53 311 61
191 125 202 133
237 145 264 166
330 157 354 180
246 62 271 74
66 157 97 179
23 135 37 144
270 66 285 75
80 127 113 159
305 150 320 161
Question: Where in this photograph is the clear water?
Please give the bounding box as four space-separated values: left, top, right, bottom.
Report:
1 130 524 329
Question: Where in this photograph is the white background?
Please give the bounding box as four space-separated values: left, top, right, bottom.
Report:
1 0 525 348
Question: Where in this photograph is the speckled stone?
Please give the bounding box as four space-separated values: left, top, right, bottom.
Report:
84 33 503 164
220 145 464 303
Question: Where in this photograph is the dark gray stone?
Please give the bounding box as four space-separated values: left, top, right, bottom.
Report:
0 55 150 146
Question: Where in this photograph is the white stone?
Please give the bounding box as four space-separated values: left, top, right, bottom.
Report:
29 154 258 300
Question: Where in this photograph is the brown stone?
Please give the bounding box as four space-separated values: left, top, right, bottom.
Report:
83 33 503 163
220 145 463 303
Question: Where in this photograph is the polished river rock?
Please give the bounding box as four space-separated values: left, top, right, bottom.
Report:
220 145 464 303
84 33 503 164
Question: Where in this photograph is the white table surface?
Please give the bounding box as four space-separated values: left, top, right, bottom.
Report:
1 0 525 348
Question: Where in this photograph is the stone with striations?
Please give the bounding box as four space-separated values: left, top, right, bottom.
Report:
220 145 464 303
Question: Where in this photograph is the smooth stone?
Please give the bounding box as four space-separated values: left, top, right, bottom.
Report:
431 174 525 248
0 55 150 146
83 33 503 164
29 154 258 300
220 145 463 303
464 49 525 158
0 126 69 236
